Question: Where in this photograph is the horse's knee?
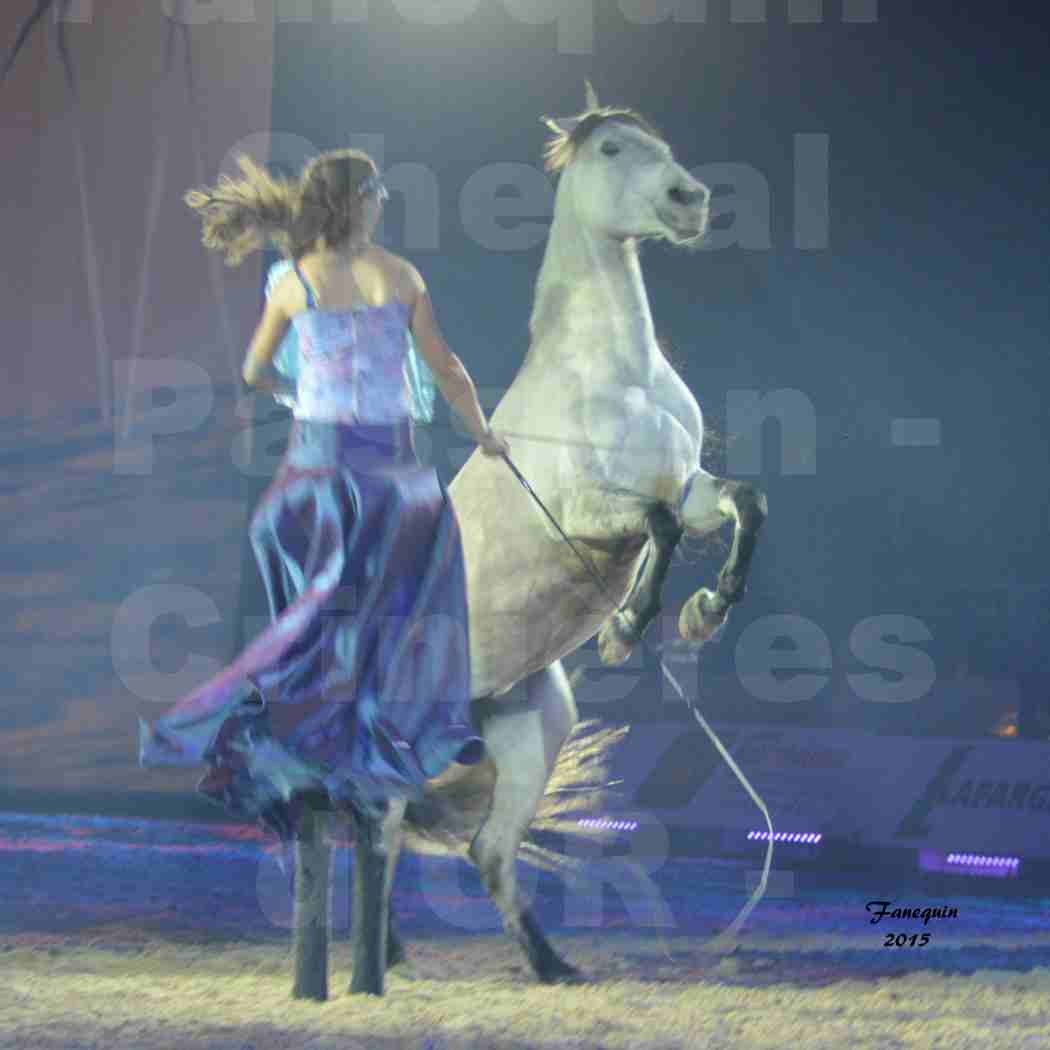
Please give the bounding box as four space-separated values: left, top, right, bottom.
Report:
676 470 724 535
720 481 767 533
646 502 684 546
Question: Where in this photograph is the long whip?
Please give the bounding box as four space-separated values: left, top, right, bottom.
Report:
493 446 773 948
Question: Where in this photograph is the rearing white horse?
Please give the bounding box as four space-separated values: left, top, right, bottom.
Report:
293 82 768 999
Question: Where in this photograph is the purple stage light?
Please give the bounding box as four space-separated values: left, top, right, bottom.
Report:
918 849 1021 878
946 853 1019 868
576 818 639 832
747 831 822 844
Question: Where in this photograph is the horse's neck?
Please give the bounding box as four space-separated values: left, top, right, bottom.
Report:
527 206 658 379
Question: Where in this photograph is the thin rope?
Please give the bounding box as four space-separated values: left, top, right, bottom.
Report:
119 11 177 440
178 12 242 402
123 3 240 441
0 0 53 83
1 0 241 433
0 0 117 422
55 3 113 423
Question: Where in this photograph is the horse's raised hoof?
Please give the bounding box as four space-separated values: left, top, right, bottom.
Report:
679 588 729 644
598 610 636 665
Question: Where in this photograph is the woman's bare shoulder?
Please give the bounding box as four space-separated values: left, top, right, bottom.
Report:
376 247 424 304
269 264 305 312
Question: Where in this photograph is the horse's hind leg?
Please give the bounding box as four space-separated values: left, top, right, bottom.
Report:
468 661 584 984
597 502 684 665
677 469 768 643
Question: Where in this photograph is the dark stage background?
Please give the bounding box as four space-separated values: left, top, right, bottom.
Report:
2 1 1048 822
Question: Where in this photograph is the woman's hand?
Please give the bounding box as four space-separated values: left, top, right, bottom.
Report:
243 373 297 408
480 427 510 457
272 383 298 409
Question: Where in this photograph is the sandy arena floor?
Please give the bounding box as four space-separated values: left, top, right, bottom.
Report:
4 811 1050 1049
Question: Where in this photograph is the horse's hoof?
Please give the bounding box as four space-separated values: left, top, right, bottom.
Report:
598 611 635 665
718 571 747 604
348 971 385 997
679 588 728 644
386 942 407 970
291 987 327 1002
539 961 587 985
347 983 384 997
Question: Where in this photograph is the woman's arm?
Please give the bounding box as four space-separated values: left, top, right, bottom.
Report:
244 371 297 406
403 264 492 443
242 289 292 387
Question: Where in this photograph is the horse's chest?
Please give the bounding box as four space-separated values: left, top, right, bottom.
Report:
583 382 697 490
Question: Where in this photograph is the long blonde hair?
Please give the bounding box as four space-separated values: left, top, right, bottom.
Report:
184 148 378 266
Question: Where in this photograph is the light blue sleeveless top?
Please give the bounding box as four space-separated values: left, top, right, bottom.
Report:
266 257 437 425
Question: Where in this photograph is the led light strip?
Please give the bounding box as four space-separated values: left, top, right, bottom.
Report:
747 831 822 844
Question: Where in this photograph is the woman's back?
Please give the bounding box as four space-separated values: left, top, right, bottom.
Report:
283 246 421 425
291 244 412 315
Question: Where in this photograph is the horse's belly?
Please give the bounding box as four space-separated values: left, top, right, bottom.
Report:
449 456 644 698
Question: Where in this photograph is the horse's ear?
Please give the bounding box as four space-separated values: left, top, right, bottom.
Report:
540 114 582 136
584 80 600 112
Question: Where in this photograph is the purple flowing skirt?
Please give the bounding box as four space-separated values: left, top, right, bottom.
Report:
138 417 484 844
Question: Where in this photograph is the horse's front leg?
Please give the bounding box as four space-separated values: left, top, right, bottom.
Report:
382 799 408 969
597 502 683 664
347 798 405 996
291 802 331 1001
677 469 768 643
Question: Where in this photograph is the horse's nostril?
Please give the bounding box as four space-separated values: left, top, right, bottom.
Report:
669 185 703 207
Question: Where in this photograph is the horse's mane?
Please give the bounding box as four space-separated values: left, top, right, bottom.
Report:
540 107 667 174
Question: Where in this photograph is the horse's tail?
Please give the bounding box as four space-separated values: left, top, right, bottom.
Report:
400 718 634 879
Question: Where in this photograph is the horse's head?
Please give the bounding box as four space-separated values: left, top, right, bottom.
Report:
541 81 709 248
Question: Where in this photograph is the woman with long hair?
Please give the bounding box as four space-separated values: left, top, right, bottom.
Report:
138 149 509 844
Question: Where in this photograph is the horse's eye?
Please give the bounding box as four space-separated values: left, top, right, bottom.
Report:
601 141 621 156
